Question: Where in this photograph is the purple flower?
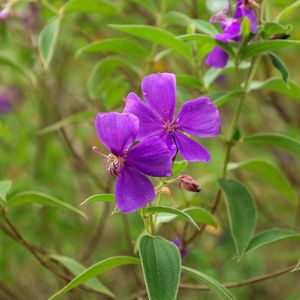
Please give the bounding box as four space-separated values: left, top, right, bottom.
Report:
172 238 188 258
205 46 229 69
0 87 20 114
124 73 221 162
0 7 10 21
235 0 258 33
95 112 172 214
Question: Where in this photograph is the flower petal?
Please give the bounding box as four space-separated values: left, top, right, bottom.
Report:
95 112 139 156
115 167 155 213
123 92 163 140
215 21 241 43
141 73 176 121
205 46 229 69
174 132 211 162
125 136 172 177
159 132 177 158
245 10 258 33
177 97 221 137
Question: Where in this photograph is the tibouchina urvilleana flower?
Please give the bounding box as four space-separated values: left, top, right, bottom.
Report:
205 0 258 68
124 73 221 162
95 112 172 213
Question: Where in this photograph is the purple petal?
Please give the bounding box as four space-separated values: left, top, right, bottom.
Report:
142 73 176 121
245 10 258 33
205 46 229 69
115 167 155 213
215 21 241 43
125 136 172 177
177 97 221 138
160 132 177 158
123 92 163 140
95 112 139 156
174 132 210 162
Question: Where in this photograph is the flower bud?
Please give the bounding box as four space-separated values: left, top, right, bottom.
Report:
178 175 201 193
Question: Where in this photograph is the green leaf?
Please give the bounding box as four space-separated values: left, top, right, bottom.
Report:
6 191 85 218
177 33 215 44
249 78 300 101
110 24 191 59
219 180 257 257
260 22 293 39
182 266 236 300
38 111 95 135
172 160 188 176
291 260 300 272
139 235 181 300
62 0 119 14
240 40 300 60
50 255 115 298
76 38 147 57
0 180 11 202
147 206 199 230
246 229 300 253
241 17 251 37
132 0 156 14
228 159 297 205
277 0 300 22
176 74 203 89
268 53 289 84
213 91 244 107
48 256 140 300
81 194 115 205
38 17 61 69
243 133 300 157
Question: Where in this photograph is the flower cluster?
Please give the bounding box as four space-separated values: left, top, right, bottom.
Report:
205 0 258 68
95 73 221 213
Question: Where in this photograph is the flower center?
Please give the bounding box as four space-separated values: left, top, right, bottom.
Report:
106 154 124 176
164 118 178 133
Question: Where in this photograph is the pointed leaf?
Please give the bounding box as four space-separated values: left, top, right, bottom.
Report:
62 0 119 14
48 256 140 300
81 194 115 205
277 0 300 22
172 160 188 176
0 180 11 202
139 235 181 300
132 0 156 14
291 260 300 272
268 53 289 84
182 266 236 300
246 229 300 253
219 180 257 257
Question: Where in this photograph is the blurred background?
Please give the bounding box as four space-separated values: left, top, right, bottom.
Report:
0 0 300 299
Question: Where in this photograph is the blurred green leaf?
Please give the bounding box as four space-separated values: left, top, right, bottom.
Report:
228 159 297 205
132 0 156 14
268 53 289 84
172 160 188 176
277 0 300 22
246 229 300 253
50 255 115 298
240 40 300 60
139 235 181 300
147 206 199 230
77 38 147 57
292 260 300 272
182 266 237 300
48 256 140 300
110 24 191 59
219 180 256 257
38 17 61 70
38 111 95 135
249 78 300 101
213 91 244 107
241 17 251 37
244 133 300 157
6 191 85 218
260 22 293 39
62 0 119 14
0 180 11 202
81 194 115 205
177 33 215 44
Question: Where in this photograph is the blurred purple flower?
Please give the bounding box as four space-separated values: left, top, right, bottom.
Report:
0 87 20 114
172 238 189 258
95 112 172 214
205 46 229 69
20 2 40 32
0 7 10 21
235 0 258 33
124 73 221 162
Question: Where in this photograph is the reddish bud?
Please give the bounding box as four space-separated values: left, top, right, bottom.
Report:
177 175 201 193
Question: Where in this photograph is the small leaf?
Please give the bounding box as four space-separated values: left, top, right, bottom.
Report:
219 180 257 257
176 75 203 89
147 206 199 230
277 0 300 22
260 22 293 39
241 17 251 37
177 33 215 44
182 266 237 300
50 255 115 298
243 133 300 157
38 111 95 135
213 91 244 107
38 17 61 69
240 40 300 60
268 53 289 84
139 235 181 300
0 180 11 202
228 159 297 205
246 229 300 253
48 256 140 300
6 191 85 218
184 207 218 228
249 78 300 101
110 24 191 59
132 0 156 14
172 160 188 176
291 260 300 272
76 38 147 58
81 194 115 205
